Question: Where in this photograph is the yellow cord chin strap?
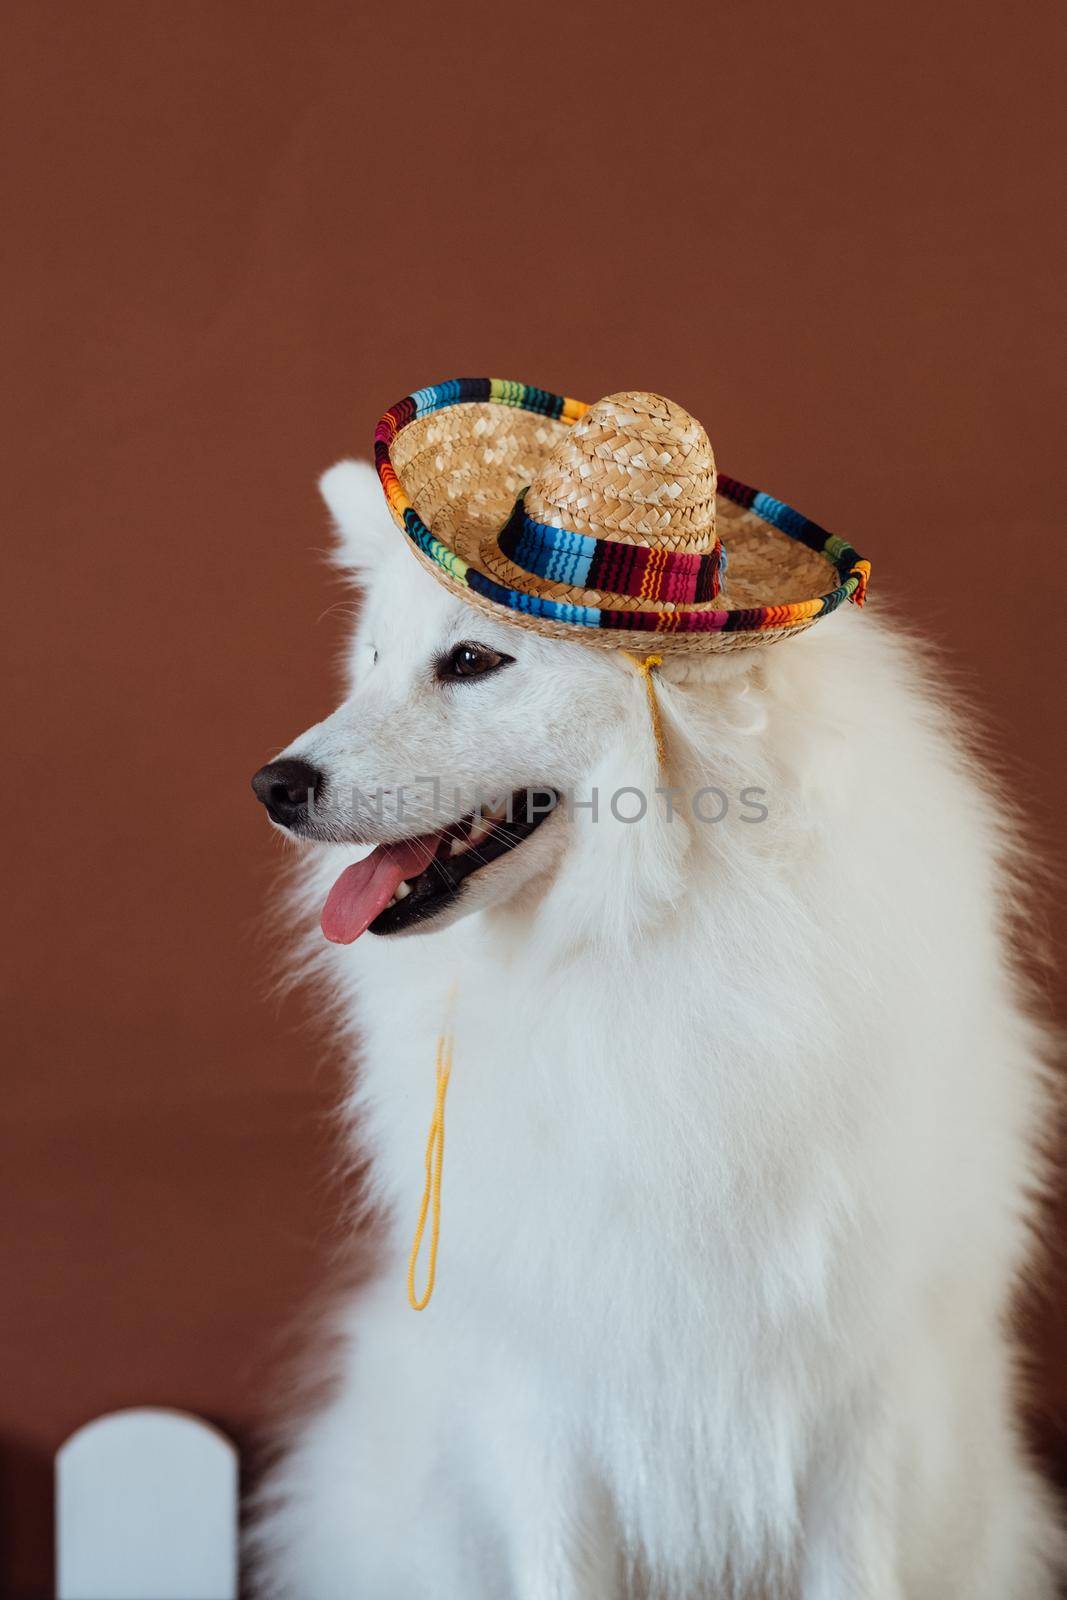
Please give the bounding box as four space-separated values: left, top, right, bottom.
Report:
407 1022 454 1310
407 657 664 1312
621 652 667 764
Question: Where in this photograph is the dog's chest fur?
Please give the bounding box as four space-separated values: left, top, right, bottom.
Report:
333 888 893 1585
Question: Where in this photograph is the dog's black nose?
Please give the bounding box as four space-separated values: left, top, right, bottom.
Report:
251 757 322 827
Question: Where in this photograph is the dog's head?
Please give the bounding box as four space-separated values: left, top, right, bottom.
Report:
252 460 688 945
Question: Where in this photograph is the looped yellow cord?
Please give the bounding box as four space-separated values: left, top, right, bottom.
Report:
621 652 667 764
407 1029 453 1310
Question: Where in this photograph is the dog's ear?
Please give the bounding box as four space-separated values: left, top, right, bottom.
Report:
319 459 394 577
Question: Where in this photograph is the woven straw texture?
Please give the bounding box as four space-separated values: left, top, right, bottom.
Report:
374 379 870 654
526 391 718 546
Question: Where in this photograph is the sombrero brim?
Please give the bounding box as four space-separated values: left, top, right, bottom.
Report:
374 379 870 654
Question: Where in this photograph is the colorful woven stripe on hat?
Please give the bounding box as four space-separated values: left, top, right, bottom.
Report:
498 495 727 605
374 379 871 635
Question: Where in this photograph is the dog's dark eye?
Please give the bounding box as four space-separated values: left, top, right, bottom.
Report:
437 641 513 681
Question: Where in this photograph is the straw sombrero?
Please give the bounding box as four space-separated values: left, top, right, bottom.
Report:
374 379 870 654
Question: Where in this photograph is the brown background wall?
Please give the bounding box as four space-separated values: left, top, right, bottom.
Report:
4 2 1065 1594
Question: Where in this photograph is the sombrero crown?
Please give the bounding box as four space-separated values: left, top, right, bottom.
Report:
375 379 869 652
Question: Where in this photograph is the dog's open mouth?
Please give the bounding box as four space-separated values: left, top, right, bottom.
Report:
320 788 559 944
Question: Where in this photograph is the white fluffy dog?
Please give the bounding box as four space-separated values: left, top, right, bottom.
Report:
250 460 1062 1598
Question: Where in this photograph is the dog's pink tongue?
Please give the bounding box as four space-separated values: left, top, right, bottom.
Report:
321 836 439 944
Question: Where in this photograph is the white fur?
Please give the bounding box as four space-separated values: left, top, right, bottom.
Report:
250 461 1063 1598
